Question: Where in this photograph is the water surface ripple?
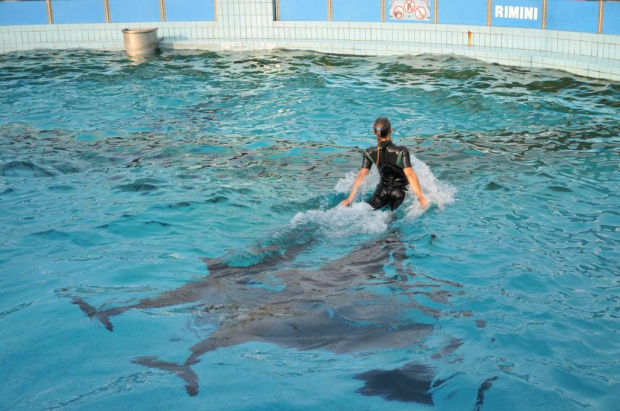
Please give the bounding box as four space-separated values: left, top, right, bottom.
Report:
0 50 619 410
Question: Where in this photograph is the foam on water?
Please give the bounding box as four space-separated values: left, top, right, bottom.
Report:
290 201 391 237
289 155 455 239
403 155 457 218
330 154 456 220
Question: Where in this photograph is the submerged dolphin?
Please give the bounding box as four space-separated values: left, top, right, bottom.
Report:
71 229 470 402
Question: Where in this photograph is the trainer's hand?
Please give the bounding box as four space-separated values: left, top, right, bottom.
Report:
418 196 429 209
339 199 351 207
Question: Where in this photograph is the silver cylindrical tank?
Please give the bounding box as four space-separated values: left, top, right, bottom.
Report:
121 28 159 58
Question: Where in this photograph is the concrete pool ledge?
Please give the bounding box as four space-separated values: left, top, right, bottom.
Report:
1 19 619 81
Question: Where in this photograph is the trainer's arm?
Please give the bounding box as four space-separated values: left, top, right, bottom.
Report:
339 168 370 207
403 167 428 208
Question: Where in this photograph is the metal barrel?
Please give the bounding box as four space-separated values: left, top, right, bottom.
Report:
121 28 159 57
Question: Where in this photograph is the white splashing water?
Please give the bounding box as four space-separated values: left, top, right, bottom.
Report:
290 202 392 238
403 155 457 219
291 155 455 235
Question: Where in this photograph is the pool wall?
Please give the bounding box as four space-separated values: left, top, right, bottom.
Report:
0 0 619 80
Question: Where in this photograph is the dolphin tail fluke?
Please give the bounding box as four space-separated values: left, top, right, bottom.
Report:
132 356 200 396
71 297 115 332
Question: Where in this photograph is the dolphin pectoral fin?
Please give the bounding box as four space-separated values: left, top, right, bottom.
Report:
71 297 114 332
474 376 498 411
354 362 436 405
131 356 200 397
96 313 114 332
71 297 96 316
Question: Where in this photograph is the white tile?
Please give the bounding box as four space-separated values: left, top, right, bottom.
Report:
36 31 48 43
382 29 389 42
575 61 589 70
581 33 595 43
565 59 577 69
588 62 601 72
557 31 569 40
596 43 605 58
602 43 610 59
600 72 614 81
589 45 597 57
508 53 521 62
494 34 501 48
532 56 545 64
569 31 581 41
569 41 577 55
7 30 22 47
603 34 619 46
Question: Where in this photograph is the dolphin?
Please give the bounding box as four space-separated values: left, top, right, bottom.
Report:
71 230 471 403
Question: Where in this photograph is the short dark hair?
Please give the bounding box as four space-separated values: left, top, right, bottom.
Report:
373 117 391 138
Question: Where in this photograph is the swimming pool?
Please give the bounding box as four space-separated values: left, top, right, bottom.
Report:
0 49 618 410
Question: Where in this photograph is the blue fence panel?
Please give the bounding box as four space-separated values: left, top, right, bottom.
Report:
0 1 48 26
53 0 106 24
333 0 381 22
279 0 328 21
547 0 599 33
166 0 215 22
491 0 542 29
109 0 161 23
387 0 435 24
439 0 487 25
603 1 620 35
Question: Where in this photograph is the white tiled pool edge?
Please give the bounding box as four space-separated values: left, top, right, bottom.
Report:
1 0 619 81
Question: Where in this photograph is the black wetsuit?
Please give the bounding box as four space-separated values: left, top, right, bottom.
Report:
362 141 412 211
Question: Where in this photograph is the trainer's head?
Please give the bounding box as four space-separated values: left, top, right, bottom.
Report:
373 117 392 139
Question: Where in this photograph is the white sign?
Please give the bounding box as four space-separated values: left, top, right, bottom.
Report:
390 0 431 22
495 5 539 20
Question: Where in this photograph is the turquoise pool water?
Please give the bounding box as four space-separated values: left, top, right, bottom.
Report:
0 50 618 410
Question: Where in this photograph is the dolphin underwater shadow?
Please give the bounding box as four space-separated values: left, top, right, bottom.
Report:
70 227 476 403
